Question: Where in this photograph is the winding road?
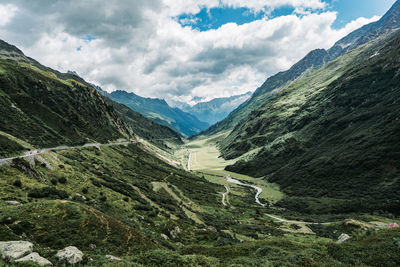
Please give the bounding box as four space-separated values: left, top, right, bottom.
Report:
0 140 136 166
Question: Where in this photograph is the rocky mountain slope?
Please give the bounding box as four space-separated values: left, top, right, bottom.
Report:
221 29 400 215
201 0 400 136
110 90 209 137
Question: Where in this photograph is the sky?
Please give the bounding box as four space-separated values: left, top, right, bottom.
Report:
0 0 396 104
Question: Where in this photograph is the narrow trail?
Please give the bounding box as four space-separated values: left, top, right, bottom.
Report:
0 140 136 166
221 185 229 206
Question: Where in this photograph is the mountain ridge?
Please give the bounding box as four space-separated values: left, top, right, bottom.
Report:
199 0 400 136
221 28 400 215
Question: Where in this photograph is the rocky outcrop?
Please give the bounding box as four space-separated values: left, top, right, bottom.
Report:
56 246 83 264
337 233 351 243
169 226 181 239
15 252 52 266
0 241 33 260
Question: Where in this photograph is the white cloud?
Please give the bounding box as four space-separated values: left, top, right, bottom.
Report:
163 0 325 16
0 4 18 26
0 0 380 103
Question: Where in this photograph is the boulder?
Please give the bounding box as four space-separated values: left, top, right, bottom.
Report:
337 233 351 243
105 255 121 261
56 246 83 264
15 252 52 266
169 226 181 239
161 234 169 240
6 201 21 206
0 241 33 260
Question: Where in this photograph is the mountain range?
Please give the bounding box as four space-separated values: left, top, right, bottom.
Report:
108 90 209 137
170 92 252 125
0 1 400 266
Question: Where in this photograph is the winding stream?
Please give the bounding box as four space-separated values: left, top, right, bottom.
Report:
226 175 267 207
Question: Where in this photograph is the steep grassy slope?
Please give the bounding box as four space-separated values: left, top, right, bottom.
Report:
105 99 183 148
222 32 400 215
110 90 209 136
200 0 400 136
0 58 131 156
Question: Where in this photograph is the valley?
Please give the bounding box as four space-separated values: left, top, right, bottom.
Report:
1 1 400 266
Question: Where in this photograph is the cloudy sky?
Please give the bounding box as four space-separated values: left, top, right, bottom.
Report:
0 0 396 103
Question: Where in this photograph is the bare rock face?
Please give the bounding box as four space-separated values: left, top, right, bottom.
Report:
56 246 83 264
15 252 52 266
337 233 351 243
0 241 33 260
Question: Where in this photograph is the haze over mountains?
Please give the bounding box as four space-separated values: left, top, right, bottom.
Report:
0 1 399 266
169 91 252 125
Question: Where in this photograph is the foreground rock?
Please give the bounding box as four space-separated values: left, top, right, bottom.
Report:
0 241 33 260
6 201 21 206
56 246 83 264
15 252 52 266
337 233 351 243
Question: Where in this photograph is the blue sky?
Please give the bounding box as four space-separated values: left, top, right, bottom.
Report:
179 0 397 31
326 0 397 28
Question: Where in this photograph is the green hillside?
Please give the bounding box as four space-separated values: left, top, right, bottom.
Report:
222 32 400 215
106 99 183 149
0 58 130 157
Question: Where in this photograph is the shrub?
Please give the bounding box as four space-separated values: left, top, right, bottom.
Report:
58 177 67 184
13 180 22 187
51 178 58 185
28 187 69 199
